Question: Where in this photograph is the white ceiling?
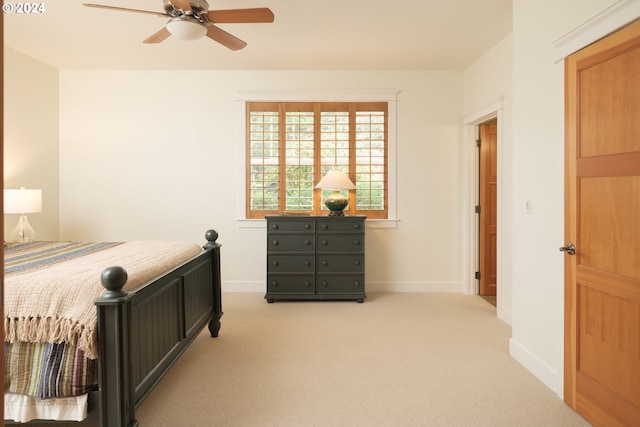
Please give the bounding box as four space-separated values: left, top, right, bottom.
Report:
5 0 512 70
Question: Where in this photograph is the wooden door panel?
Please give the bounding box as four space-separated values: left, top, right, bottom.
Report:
578 176 640 279
578 35 640 158
578 285 640 404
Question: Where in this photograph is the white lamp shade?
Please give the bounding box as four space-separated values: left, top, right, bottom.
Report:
166 17 207 40
315 170 356 190
4 188 42 214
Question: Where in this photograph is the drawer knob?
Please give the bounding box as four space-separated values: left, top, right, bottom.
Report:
353 224 360 230
353 240 360 246
322 260 328 266
272 240 279 246
354 280 361 287
353 260 360 266
271 281 279 287
304 281 311 287
322 240 328 246
272 261 279 266
321 281 328 287
321 224 328 230
271 224 279 230
305 224 311 229
304 260 311 266
305 240 311 246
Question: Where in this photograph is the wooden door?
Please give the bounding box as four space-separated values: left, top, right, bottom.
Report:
479 121 497 296
564 20 640 427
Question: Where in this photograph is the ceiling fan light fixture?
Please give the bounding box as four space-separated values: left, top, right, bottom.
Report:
166 16 207 40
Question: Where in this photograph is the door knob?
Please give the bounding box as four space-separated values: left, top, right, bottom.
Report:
559 243 576 255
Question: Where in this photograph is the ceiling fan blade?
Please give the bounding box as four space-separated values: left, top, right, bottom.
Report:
143 27 171 44
170 0 192 12
207 8 274 24
82 3 168 17
205 25 247 51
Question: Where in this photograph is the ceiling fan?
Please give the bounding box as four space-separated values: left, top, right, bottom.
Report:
83 0 274 50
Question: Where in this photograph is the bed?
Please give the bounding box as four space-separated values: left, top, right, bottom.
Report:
4 229 223 427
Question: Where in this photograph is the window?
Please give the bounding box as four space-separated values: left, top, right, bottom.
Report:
246 101 388 219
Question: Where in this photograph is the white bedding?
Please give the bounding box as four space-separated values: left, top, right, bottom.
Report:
4 392 88 422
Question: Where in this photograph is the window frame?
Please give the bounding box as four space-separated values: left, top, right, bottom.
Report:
236 90 398 228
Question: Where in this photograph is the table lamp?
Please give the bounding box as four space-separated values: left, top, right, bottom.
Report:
4 188 42 242
315 170 356 216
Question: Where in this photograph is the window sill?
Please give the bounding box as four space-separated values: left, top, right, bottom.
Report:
237 218 399 229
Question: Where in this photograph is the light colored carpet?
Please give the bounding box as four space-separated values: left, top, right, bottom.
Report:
132 292 591 427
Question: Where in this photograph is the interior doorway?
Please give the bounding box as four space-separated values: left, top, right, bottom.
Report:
478 119 497 298
461 98 504 321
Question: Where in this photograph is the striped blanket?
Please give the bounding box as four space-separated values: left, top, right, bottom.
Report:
4 239 203 398
4 241 124 274
4 341 97 398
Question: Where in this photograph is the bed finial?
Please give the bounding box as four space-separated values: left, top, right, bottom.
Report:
205 229 218 242
100 266 129 298
204 229 220 250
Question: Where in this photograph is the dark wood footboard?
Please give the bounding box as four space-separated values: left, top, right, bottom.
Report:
92 230 223 427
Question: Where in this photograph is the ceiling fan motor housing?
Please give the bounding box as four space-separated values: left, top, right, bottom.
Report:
163 0 210 19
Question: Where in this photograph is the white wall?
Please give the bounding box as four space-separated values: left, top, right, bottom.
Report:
4 48 59 241
58 70 464 292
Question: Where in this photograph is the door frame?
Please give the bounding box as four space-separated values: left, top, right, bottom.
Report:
461 98 508 322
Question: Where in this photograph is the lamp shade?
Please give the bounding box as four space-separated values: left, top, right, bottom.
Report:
166 16 207 40
4 188 42 214
315 170 356 190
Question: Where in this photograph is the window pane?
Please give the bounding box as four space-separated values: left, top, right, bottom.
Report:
249 111 279 210
354 111 386 211
320 112 350 167
285 112 314 210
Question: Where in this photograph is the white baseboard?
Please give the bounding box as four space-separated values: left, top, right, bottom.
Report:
222 281 264 293
497 305 512 326
222 281 461 293
509 337 562 397
366 281 461 292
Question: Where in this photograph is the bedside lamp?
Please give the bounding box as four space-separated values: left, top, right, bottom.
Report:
315 170 356 216
4 188 42 242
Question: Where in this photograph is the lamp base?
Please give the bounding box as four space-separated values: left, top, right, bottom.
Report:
324 190 349 216
10 215 36 243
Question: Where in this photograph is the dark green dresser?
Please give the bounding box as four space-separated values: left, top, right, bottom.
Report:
265 215 366 303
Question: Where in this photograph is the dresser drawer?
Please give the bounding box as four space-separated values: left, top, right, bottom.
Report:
267 274 315 294
316 275 364 294
268 255 314 272
316 234 364 252
268 234 315 252
317 220 364 233
268 220 314 233
317 255 364 273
